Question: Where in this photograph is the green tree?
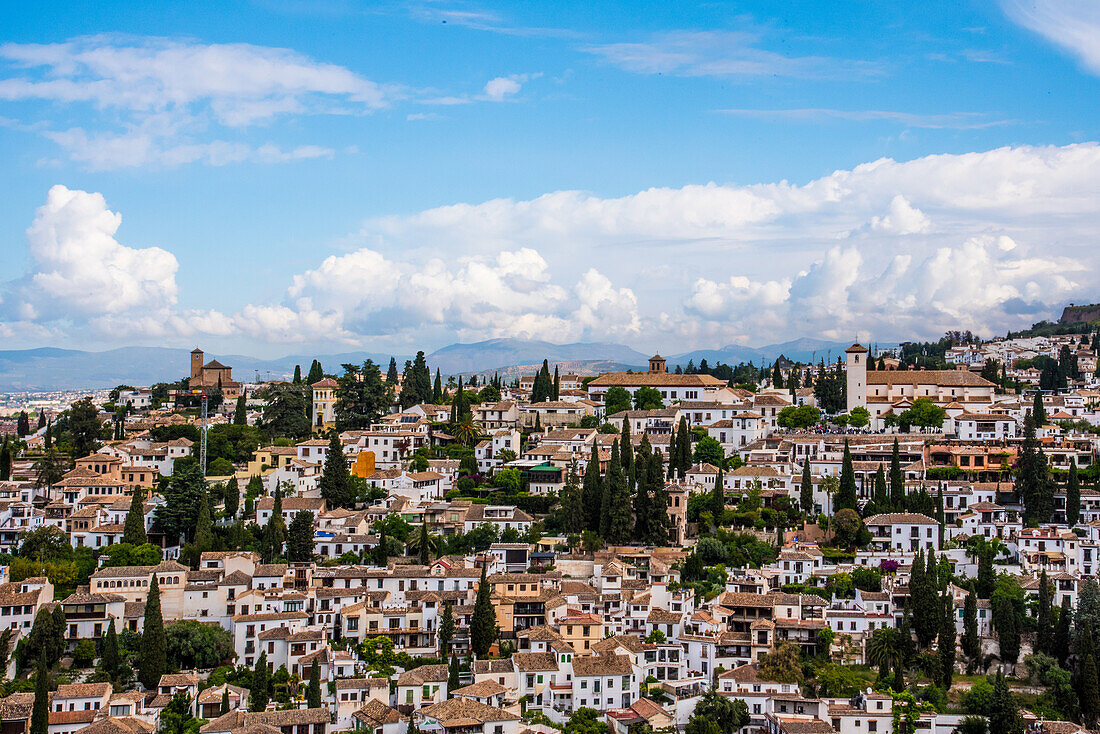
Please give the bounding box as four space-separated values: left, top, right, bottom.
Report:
685 688 750 734
287 510 315 562
233 394 247 425
989 671 1023 734
262 385 312 439
155 461 206 543
564 708 605 734
30 653 49 734
991 575 1024 665
439 601 455 655
318 433 352 509
306 359 325 385
800 461 814 515
193 490 214 553
632 386 664 410
100 623 120 681
937 594 956 688
603 386 632 417
835 440 858 512
17 411 31 438
1052 596 1071 667
602 440 633 543
889 438 905 508
251 652 270 711
334 360 394 430
1080 629 1100 727
470 565 498 657
692 436 724 467
560 458 585 535
165 620 234 668
307 659 322 708
1066 458 1081 526
1036 570 1053 655
139 575 167 690
223 476 240 518
447 654 461 694
777 404 822 429
962 587 980 672
582 444 602 533
1016 410 1053 525
709 464 725 523
122 487 147 545
1032 390 1047 426
758 641 804 684
899 397 946 430
69 397 102 457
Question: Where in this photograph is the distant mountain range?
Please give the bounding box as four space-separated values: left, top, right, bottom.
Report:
0 336 874 392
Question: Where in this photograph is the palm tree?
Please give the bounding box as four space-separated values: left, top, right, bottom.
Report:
866 628 904 690
453 416 483 446
407 526 442 560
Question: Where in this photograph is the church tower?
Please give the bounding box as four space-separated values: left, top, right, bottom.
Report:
845 343 868 413
648 354 667 374
191 348 204 381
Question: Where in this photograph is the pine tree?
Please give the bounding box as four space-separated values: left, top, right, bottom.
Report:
318 433 352 509
470 565 498 658
30 652 48 734
123 487 147 545
889 438 905 508
224 476 239 518
1067 458 1081 526
582 444 602 533
439 601 455 655
251 652 270 711
989 671 1023 734
800 461 814 515
835 440 858 511
962 586 979 672
101 623 120 681
139 575 167 690
562 458 585 535
233 394 247 425
307 659 321 708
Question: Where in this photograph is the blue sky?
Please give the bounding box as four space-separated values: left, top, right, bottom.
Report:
1 0 1098 356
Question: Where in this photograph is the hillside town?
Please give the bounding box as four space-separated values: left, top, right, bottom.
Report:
1 325 1100 734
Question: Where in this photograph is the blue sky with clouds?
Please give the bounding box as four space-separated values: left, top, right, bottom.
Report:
1 0 1098 356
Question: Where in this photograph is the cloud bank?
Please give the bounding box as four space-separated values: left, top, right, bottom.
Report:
2 143 1096 350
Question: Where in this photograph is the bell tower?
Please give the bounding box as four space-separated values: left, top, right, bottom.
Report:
845 343 868 413
648 354 666 374
191 348 204 381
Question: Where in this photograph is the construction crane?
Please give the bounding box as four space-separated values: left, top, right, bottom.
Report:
189 386 209 474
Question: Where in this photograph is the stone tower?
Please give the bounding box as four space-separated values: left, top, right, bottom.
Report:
191 348 204 381
648 354 667 374
845 343 868 413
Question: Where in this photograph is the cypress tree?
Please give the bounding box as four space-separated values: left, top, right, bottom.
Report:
386 357 399 386
600 440 619 538
1080 629 1100 728
936 484 945 547
582 444 602 533
874 464 887 509
0 437 10 481
1017 410 1053 525
962 586 979 673
605 440 633 543
220 687 230 715
676 417 691 476
224 475 240 518
1032 391 1047 426
1036 570 1053 655
1067 458 1081 526
632 443 650 541
620 419 633 487
977 545 995 598
101 623 120 682
233 394 247 425
306 359 325 384
800 461 814 515
307 659 321 708
318 433 351 509
139 575 167 690
835 440 857 511
937 594 955 688
470 565 498 658
433 369 443 404
122 487 147 545
293 365 303 383
17 411 30 437
194 490 213 552
439 601 455 655
647 451 671 545
1053 596 1071 666
447 654 461 694
889 438 905 508
373 524 389 567
562 458 585 535
710 464 725 523
552 366 560 401
989 671 1023 734
667 426 677 480
252 652 270 710
30 652 49 734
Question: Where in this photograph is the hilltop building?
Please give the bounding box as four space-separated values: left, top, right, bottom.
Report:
189 348 242 400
